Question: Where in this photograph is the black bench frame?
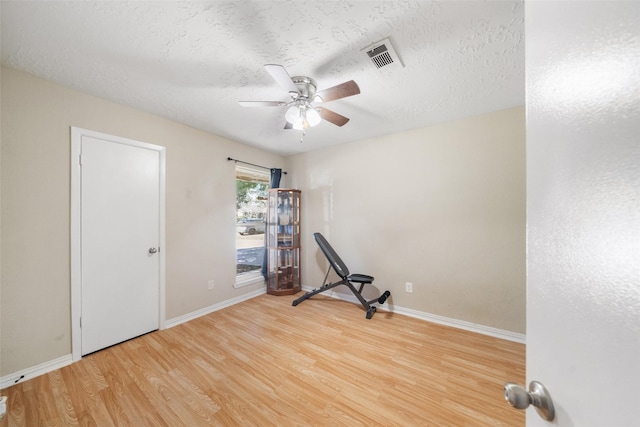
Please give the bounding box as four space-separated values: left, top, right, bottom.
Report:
292 232 390 319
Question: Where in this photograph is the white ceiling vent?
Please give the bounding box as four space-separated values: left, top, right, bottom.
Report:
362 38 404 71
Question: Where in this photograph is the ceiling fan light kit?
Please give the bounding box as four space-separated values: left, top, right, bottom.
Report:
285 104 321 130
239 64 360 138
295 106 321 129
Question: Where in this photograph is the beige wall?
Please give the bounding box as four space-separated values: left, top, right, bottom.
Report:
1 65 525 377
287 107 526 333
0 67 286 375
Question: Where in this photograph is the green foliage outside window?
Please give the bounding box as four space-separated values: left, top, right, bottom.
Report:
236 180 268 215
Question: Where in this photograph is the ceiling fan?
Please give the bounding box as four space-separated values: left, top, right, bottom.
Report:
239 64 360 131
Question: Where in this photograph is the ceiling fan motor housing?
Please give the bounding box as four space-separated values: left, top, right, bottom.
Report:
291 76 317 100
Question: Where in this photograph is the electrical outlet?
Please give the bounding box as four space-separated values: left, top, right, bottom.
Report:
208 280 215 291
405 282 413 293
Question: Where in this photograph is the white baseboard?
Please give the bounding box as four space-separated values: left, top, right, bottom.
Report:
0 354 73 390
390 305 526 343
164 287 266 329
299 285 526 344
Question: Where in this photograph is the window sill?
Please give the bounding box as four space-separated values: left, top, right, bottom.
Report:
234 271 265 289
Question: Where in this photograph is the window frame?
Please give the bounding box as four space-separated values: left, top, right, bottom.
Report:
234 165 270 288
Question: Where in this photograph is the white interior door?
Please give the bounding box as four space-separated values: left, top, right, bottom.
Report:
525 2 640 425
79 133 162 355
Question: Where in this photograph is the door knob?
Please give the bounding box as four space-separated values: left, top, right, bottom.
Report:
504 381 555 421
148 247 158 254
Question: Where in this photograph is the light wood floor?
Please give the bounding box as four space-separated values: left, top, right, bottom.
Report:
1 293 525 426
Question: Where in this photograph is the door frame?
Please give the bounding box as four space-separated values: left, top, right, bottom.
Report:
70 127 166 362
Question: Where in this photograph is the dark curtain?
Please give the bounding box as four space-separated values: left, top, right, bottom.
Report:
270 168 282 189
262 168 282 279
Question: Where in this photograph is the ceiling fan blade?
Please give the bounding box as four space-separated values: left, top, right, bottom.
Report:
314 80 360 103
317 107 350 127
264 64 300 94
239 101 286 107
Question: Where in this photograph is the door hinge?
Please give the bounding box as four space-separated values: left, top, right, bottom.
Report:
80 317 82 328
79 154 83 166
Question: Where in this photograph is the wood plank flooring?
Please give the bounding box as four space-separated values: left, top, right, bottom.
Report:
1 293 525 426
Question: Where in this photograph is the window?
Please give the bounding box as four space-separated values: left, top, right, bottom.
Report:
235 165 269 287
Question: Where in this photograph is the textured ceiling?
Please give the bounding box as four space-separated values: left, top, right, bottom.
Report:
1 1 524 156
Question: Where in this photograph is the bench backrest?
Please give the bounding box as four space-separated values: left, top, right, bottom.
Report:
314 232 350 279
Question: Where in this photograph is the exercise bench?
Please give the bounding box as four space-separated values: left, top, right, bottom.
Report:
292 232 390 319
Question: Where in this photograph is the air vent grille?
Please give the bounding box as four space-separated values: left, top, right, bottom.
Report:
362 38 404 71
